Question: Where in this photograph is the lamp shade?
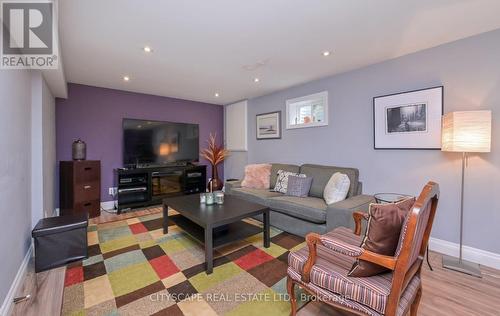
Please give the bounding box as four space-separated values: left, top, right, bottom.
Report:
442 111 492 152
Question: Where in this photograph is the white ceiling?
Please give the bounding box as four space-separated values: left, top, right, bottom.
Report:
59 0 500 105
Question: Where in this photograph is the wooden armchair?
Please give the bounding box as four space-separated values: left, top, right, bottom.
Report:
287 182 439 316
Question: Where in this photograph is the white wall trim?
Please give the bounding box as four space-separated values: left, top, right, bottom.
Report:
101 200 117 211
0 244 33 316
429 237 500 270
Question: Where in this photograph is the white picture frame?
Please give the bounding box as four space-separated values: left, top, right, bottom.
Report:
286 91 328 129
373 86 443 149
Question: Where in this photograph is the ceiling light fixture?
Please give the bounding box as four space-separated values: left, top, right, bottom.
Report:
143 46 152 53
322 51 331 57
123 76 130 81
214 92 220 98
254 78 260 83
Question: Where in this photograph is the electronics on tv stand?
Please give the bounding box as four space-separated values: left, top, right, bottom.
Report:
121 161 197 170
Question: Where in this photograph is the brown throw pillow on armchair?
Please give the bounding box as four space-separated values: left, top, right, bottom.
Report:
348 197 416 277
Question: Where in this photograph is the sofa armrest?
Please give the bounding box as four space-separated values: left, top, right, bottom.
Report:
357 181 363 195
326 194 374 232
224 180 242 194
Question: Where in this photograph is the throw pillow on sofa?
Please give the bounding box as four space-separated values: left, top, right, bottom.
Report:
323 172 350 204
348 197 416 277
241 164 272 189
274 169 306 194
286 175 313 197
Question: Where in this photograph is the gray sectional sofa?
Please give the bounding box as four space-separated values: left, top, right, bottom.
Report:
225 163 374 237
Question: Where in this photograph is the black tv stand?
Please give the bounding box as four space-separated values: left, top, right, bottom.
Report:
124 161 194 170
115 164 206 213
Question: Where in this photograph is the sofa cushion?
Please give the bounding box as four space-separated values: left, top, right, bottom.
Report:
230 187 283 206
270 163 300 189
323 172 350 204
286 175 313 197
268 196 327 224
274 170 306 194
300 164 359 198
241 163 272 189
349 197 415 277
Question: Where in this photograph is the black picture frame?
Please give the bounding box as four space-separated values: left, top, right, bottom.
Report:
256 111 281 140
373 86 444 150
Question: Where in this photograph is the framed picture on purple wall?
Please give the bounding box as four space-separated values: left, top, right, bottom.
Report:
373 86 443 149
256 111 281 140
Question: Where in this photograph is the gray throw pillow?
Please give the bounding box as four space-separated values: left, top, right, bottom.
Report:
274 170 306 194
286 175 313 197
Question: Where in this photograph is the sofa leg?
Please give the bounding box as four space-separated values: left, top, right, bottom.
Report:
410 286 422 316
287 276 297 316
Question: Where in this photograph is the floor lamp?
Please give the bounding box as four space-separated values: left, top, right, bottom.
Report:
441 110 492 277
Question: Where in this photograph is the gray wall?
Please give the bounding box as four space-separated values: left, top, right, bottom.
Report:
42 76 56 219
31 73 43 227
224 151 248 180
0 71 56 311
31 72 57 227
247 29 500 254
0 70 33 306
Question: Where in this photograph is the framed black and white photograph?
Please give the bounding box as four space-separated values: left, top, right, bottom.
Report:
256 111 281 140
373 86 443 149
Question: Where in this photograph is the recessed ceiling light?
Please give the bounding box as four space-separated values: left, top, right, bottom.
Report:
143 46 152 53
214 92 220 98
322 51 331 57
123 76 130 81
254 78 260 83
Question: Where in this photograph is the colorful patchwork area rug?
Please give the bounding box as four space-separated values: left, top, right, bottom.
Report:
62 208 309 315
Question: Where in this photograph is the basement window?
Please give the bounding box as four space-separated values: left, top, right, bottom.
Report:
286 91 328 129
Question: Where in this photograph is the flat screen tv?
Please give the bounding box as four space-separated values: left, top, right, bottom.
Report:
123 118 199 166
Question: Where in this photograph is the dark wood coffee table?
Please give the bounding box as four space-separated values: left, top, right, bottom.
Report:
162 194 270 274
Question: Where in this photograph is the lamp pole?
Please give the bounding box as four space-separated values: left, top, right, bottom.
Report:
442 151 482 277
459 152 466 262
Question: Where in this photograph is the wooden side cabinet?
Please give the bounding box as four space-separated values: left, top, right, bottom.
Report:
60 160 101 218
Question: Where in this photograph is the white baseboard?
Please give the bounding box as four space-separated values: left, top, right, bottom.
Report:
429 237 500 270
101 200 117 211
55 202 117 214
0 244 33 316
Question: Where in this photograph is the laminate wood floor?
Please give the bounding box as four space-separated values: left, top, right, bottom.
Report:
11 258 65 316
12 207 500 316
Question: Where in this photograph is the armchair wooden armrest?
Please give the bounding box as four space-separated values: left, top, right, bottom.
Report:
353 211 369 236
301 232 396 283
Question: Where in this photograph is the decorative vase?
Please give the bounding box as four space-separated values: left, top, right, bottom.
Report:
207 165 223 192
72 139 86 160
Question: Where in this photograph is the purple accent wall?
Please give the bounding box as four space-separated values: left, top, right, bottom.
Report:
56 83 224 203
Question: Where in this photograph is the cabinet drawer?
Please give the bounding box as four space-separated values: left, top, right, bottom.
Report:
75 181 100 202
74 162 100 183
75 200 100 218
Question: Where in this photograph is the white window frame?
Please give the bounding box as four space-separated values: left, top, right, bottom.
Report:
286 91 328 129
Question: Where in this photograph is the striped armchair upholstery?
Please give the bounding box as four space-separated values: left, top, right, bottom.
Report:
287 182 439 316
288 227 421 315
288 266 420 316
396 203 433 268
